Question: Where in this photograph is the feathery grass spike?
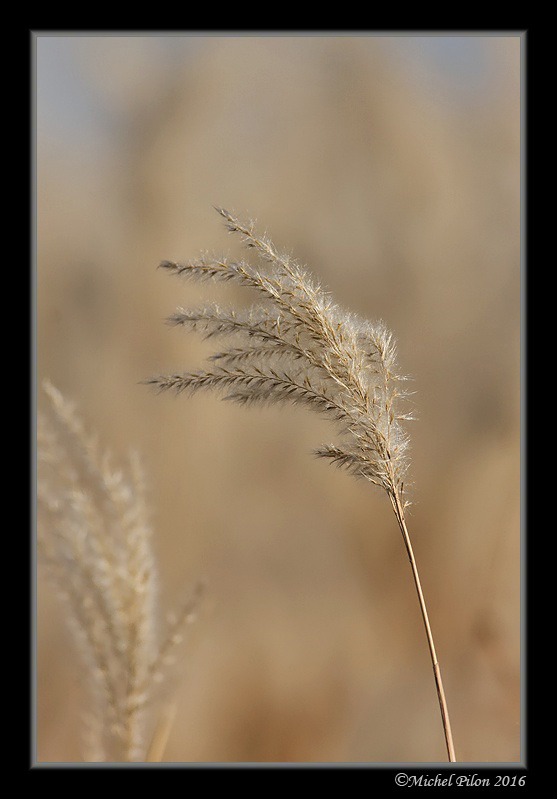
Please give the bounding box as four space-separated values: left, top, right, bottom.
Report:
149 207 456 761
38 380 203 762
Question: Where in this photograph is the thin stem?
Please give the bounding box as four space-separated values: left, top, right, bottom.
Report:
389 491 457 762
145 703 177 762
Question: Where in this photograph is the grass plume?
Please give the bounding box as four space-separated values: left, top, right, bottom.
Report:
37 380 203 762
147 207 456 761
152 209 414 501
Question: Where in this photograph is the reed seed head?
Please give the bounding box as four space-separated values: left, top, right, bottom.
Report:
149 208 414 505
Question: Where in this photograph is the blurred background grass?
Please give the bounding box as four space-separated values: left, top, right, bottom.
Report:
35 33 521 763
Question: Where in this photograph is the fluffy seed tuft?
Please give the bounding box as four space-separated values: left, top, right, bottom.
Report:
149 208 413 505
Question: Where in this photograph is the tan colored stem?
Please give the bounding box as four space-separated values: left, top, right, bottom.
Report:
145 703 177 762
390 491 457 762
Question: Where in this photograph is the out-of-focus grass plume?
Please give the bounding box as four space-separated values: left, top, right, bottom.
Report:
37 35 521 763
37 380 203 762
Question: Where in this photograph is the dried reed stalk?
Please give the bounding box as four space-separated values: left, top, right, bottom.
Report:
37 380 203 762
147 207 456 762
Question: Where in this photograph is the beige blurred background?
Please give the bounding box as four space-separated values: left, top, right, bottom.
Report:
35 34 522 764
